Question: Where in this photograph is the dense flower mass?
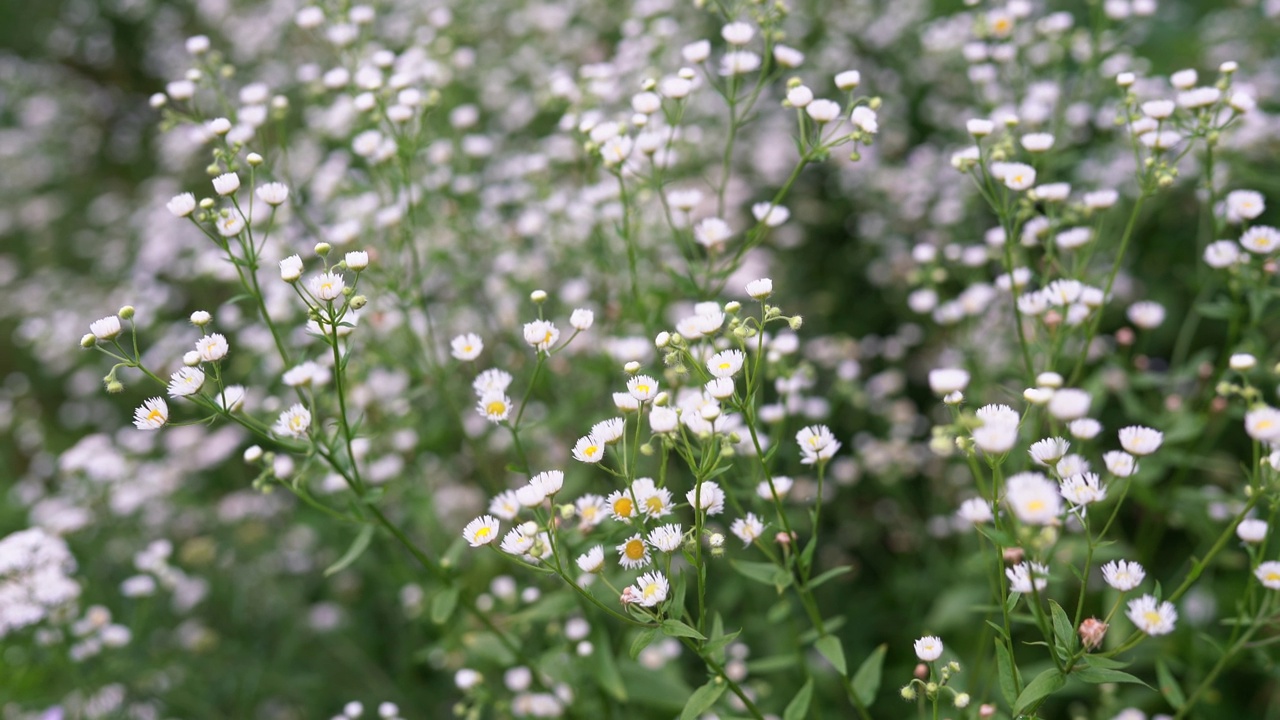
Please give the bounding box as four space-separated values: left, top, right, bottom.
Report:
14 0 1280 716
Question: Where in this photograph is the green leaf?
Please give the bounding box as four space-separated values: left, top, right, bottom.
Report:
783 678 814 720
1080 655 1130 670
704 630 741 663
1049 600 1077 658
324 524 374 576
681 679 727 720
1072 666 1150 687
731 559 792 591
1156 658 1186 709
591 629 628 702
805 564 853 591
815 635 847 676
995 639 1020 707
630 628 658 660
799 536 818 573
430 586 459 625
850 644 887 706
747 654 799 675
1014 668 1065 715
662 619 706 640
974 523 1018 547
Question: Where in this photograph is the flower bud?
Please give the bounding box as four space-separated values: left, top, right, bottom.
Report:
530 289 548 304
314 242 331 257
118 305 135 320
350 295 368 310
80 334 97 349
624 361 641 374
246 152 264 166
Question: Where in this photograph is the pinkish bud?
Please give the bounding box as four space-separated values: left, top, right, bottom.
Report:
1078 617 1108 650
914 663 929 679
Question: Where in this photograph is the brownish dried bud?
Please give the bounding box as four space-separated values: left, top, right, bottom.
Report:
1078 617 1108 649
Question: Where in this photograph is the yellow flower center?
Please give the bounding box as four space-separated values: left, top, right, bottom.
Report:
1027 500 1045 513
719 362 731 370
585 445 599 457
486 400 506 415
1267 572 1280 583
634 384 649 394
613 498 633 517
624 539 645 560
643 582 661 598
1144 611 1160 625
645 496 664 513
994 18 1011 33
147 408 164 422
474 526 491 541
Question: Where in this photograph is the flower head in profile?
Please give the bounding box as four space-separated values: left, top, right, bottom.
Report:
1118 426 1162 456
796 425 840 465
646 524 683 553
167 367 206 398
577 546 604 573
133 397 169 430
1101 560 1145 592
90 316 122 341
1255 561 1280 590
1005 473 1061 525
685 481 725 515
913 635 943 661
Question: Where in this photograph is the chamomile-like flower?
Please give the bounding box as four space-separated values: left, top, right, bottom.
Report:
132 397 169 430
913 636 943 662
707 350 745 378
616 534 651 569
1006 562 1049 593
488 490 520 521
1005 472 1061 525
572 435 604 463
167 367 205 398
627 375 659 401
631 571 669 607
796 425 840 465
605 489 637 523
274 403 312 438
1255 561 1280 590
1118 426 1163 456
451 333 484 360
309 272 346 301
1101 560 1145 591
685 481 725 515
575 494 608 531
477 392 511 423
462 515 500 547
196 334 229 362
577 546 605 573
646 525 683 553
1126 595 1176 635
730 514 764 546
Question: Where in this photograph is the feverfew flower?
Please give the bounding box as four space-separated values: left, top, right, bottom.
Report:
1240 226 1280 255
476 392 511 423
256 182 289 206
1103 450 1138 477
570 309 594 330
957 498 993 524
577 546 604 573
523 320 560 352
167 367 205 398
274 403 312 438
616 534 651 569
1060 473 1107 506
572 435 604 463
196 334 229 362
708 350 745 378
463 515 500 547
591 418 625 444
720 51 761 76
132 397 169 430
1237 518 1267 543
850 106 878 134
649 406 679 433
999 162 1036 191
746 278 773 299
1245 408 1280 443
451 333 484 361
730 514 764 546
928 368 969 395
1029 437 1070 465
90 316 122 341
796 425 840 464
473 368 513 396
1255 561 1280 590
1126 595 1176 635
685 481 725 515
1006 562 1049 593
280 255 304 282
805 99 841 124
914 636 943 662
1101 560 1145 591
167 193 196 217
212 173 241 196
1118 426 1162 456
631 571 669 607
627 375 659 401
647 525 683 553
310 272 346 301
1005 472 1061 525
344 251 369 271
